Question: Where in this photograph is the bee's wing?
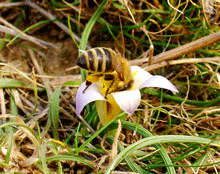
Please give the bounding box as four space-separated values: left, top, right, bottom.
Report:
112 54 132 82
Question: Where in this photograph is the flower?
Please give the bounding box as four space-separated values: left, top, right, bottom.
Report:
76 66 178 125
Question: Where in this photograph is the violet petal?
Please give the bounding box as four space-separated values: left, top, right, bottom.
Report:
131 66 153 89
76 82 106 116
140 75 179 92
111 89 141 114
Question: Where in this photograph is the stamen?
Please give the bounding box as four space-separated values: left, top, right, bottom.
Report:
132 70 138 78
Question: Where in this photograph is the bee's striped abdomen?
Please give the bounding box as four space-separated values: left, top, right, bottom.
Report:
77 47 115 73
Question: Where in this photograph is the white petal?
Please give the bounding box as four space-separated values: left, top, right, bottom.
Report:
111 89 141 114
131 66 153 89
140 75 179 92
76 82 106 116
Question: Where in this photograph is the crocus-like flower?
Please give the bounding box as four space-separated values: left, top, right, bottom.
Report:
76 66 178 125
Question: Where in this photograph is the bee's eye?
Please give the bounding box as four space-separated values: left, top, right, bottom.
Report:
120 80 134 91
104 74 114 81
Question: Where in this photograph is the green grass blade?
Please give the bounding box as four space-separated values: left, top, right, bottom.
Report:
47 142 63 174
105 135 219 174
10 90 18 117
41 141 50 174
67 15 79 48
0 129 8 148
188 148 216 174
76 113 121 154
50 0 79 8
7 20 54 47
40 83 52 138
121 121 175 174
51 86 62 140
0 78 44 91
62 80 82 86
117 140 151 174
0 122 41 159
0 11 24 49
4 128 13 164
79 0 108 81
45 155 93 169
144 88 220 107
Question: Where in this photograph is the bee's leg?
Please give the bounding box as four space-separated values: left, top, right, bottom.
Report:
103 74 115 98
105 80 114 98
83 81 92 93
83 74 102 93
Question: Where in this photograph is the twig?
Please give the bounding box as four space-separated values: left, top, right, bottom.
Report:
0 25 57 49
18 94 41 112
28 49 53 96
152 31 220 64
0 62 44 88
130 31 220 68
148 44 154 66
110 120 121 163
167 0 184 14
0 18 57 49
144 57 220 71
25 0 91 49
0 89 6 115
0 2 25 7
26 107 49 128
28 49 46 83
62 0 80 13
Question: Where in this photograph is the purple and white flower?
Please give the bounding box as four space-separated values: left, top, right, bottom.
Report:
76 66 178 124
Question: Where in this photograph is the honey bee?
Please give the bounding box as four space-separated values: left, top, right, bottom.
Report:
77 47 133 96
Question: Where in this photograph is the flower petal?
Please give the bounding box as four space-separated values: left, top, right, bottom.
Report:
140 75 179 92
96 96 121 125
76 82 106 116
131 66 153 89
111 89 141 114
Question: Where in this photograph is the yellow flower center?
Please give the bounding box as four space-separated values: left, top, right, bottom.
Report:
95 70 138 125
98 70 138 97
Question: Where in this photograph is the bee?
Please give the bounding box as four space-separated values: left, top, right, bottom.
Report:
77 47 133 96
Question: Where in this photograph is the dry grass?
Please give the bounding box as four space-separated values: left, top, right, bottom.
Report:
0 0 220 173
